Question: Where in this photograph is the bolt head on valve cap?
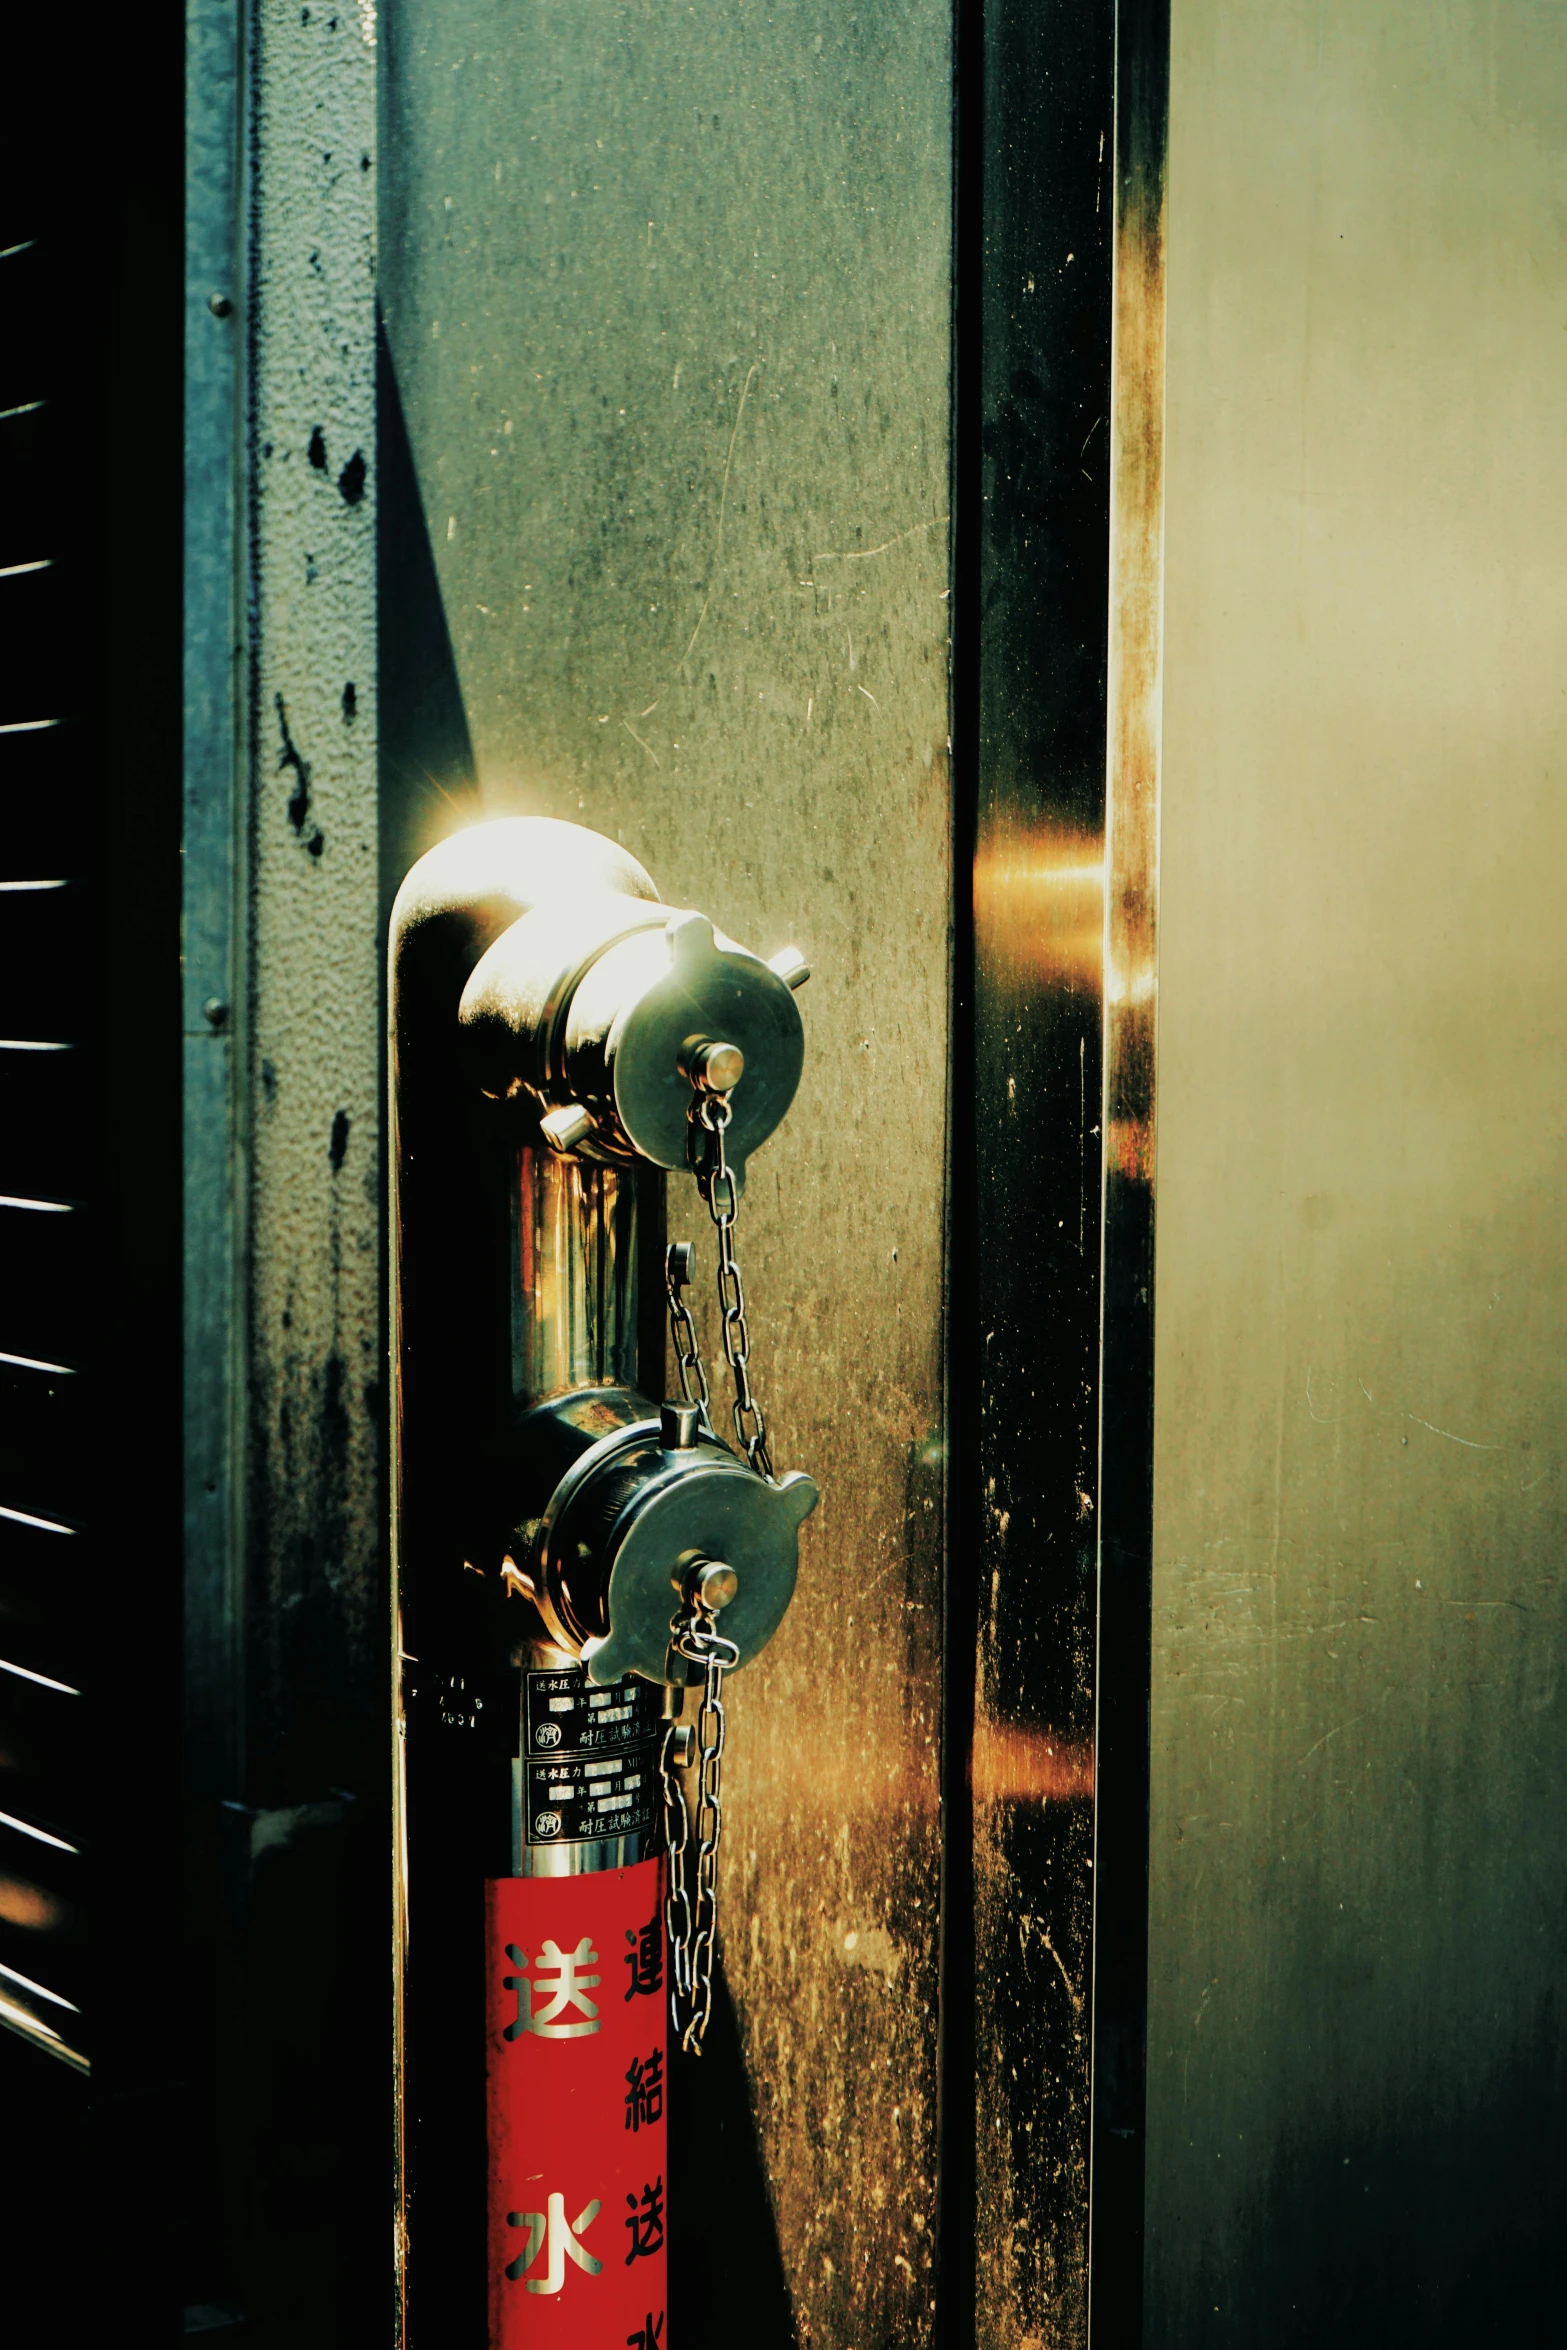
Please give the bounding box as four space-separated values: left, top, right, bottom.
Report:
689 1561 739 1611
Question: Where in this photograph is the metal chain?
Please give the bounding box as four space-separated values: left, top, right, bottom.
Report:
659 1087 777 2052
662 1240 714 1436
690 1094 775 1480
660 1596 738 2055
659 1691 694 2025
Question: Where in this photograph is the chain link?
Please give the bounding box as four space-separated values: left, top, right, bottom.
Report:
659 1690 694 2024
690 1094 775 1479
662 1240 714 1436
660 1596 738 2055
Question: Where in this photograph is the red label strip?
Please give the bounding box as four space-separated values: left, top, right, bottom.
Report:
486 1860 668 2350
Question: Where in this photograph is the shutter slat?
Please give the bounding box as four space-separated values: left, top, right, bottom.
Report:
0 222 94 2072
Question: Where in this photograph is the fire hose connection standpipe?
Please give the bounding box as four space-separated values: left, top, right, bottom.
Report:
390 819 816 2346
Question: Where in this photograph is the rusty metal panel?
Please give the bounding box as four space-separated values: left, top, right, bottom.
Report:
379 2 951 2340
1149 1 1567 2337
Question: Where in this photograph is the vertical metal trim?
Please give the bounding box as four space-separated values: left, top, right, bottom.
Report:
184 0 246 1811
1088 1 1169 2341
964 2 1117 2339
937 0 982 2326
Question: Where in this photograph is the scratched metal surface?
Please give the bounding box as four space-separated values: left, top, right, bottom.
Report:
1148 2 1567 2338
379 3 952 2340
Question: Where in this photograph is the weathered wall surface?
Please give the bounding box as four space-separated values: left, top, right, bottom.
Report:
248 0 380 1804
1148 3 1567 2338
379 3 951 2339
197 9 384 2337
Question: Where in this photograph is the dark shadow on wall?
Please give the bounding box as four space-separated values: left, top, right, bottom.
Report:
377 319 477 918
1151 2002 1567 2348
214 1793 388 2350
669 1956 798 2349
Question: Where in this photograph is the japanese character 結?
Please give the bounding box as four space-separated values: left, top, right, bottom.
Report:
624 2046 664 2134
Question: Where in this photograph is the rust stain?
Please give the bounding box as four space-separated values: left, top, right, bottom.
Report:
1108 1116 1154 1185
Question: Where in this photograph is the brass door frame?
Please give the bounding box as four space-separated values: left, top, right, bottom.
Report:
953 1 1168 2340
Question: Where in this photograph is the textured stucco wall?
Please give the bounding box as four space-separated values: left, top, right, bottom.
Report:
247 0 379 1801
